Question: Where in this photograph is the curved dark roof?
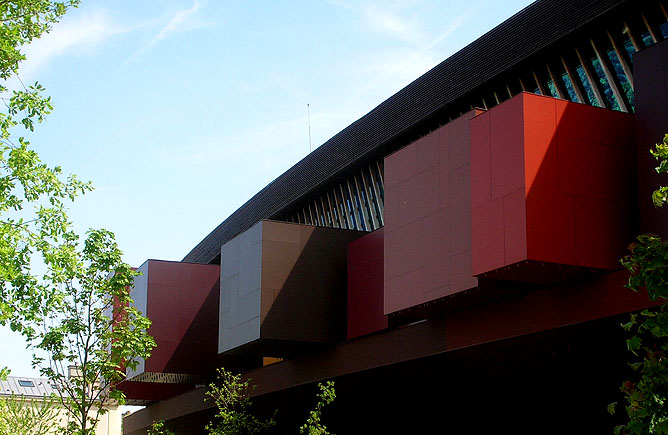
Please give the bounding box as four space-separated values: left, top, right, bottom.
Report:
183 0 626 264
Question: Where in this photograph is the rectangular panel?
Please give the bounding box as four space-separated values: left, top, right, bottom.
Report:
384 111 480 316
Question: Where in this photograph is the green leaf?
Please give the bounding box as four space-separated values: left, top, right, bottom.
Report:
608 402 617 415
627 336 642 354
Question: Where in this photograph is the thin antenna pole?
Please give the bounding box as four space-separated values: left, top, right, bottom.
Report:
307 103 312 152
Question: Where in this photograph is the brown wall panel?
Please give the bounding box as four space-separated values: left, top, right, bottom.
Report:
219 220 364 356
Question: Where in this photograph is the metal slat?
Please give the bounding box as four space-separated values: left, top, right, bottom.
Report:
532 70 550 95
644 3 667 42
340 183 354 229
367 164 384 226
606 32 633 89
318 200 326 226
308 203 316 226
345 181 361 230
641 12 659 43
312 200 321 226
320 196 332 227
625 15 652 48
575 46 608 108
352 175 372 230
316 198 326 226
590 38 630 112
623 21 642 51
326 191 340 228
333 187 349 229
560 54 587 104
546 63 567 100
359 169 378 229
519 76 528 92
375 160 385 202
606 30 634 85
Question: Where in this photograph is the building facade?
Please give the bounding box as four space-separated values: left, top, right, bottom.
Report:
0 376 122 435
122 0 668 433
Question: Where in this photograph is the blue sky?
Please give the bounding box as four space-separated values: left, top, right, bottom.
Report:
2 0 534 377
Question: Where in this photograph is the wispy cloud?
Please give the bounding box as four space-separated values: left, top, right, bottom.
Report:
124 1 202 65
360 4 427 46
20 10 126 79
347 4 480 102
329 0 427 45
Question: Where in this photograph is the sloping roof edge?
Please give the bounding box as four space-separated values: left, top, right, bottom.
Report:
183 0 626 264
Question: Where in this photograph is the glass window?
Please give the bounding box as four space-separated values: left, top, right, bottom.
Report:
546 79 559 98
561 72 579 103
591 56 620 110
606 48 634 110
575 64 601 107
18 380 34 387
640 29 653 47
660 21 668 39
621 31 636 60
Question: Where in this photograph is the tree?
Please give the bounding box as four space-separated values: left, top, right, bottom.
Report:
147 420 175 435
614 134 668 434
27 229 155 435
0 3 156 435
0 393 61 435
206 368 337 435
299 381 336 435
205 368 276 435
0 0 89 353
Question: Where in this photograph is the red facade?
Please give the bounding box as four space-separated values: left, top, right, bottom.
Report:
383 111 481 315
143 261 221 376
123 4 668 433
470 93 635 280
119 260 220 402
347 228 386 339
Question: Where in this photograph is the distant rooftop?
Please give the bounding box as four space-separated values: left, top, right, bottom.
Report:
0 375 58 398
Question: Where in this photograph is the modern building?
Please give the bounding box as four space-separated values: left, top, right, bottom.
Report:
122 0 668 433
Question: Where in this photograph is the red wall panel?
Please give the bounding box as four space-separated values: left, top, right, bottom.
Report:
470 93 634 280
384 110 482 315
145 260 221 376
120 260 220 402
347 228 387 339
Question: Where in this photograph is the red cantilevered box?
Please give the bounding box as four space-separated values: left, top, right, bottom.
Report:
470 93 634 282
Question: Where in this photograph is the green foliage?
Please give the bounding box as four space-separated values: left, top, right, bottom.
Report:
652 135 668 208
621 235 668 302
148 420 175 435
0 5 155 435
615 133 668 434
205 369 337 435
26 229 156 435
205 368 276 435
0 393 61 435
0 1 79 79
299 382 336 435
0 0 91 334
